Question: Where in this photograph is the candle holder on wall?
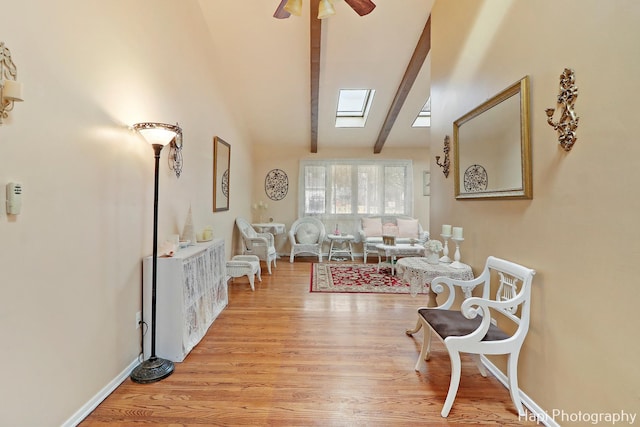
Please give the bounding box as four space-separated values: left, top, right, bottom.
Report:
545 68 579 152
435 135 450 178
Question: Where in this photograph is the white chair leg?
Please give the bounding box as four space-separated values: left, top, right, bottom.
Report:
441 349 462 417
256 265 262 282
473 354 488 377
266 260 272 274
290 249 295 263
405 317 423 335
248 273 255 291
507 351 525 416
414 325 432 371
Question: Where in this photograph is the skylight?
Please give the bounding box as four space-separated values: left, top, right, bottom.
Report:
335 89 375 128
412 97 431 127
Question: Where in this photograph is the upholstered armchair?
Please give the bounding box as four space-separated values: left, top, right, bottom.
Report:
409 256 536 417
288 217 326 263
235 217 277 274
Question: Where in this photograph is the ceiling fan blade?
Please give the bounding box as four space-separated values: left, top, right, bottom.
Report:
344 0 376 16
273 0 291 19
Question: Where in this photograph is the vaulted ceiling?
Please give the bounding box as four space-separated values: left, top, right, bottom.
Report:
198 0 434 153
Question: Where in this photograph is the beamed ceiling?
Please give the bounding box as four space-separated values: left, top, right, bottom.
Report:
198 0 434 153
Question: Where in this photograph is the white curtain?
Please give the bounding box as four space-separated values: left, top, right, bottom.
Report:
298 159 414 242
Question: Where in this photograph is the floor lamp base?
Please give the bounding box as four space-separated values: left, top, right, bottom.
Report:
130 356 174 384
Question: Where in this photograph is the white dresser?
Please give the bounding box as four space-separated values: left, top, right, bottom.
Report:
142 239 227 362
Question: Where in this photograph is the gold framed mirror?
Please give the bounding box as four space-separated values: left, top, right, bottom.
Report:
453 76 532 200
213 136 230 212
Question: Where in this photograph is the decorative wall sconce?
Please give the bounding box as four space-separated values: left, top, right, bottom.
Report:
0 42 24 125
546 68 579 151
167 129 183 178
435 135 451 178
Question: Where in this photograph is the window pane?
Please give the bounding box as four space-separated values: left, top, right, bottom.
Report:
384 166 406 214
305 166 325 214
357 165 381 214
337 89 369 117
330 165 352 214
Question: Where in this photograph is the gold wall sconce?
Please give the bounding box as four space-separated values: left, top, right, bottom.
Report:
546 68 579 151
436 135 451 178
0 42 24 125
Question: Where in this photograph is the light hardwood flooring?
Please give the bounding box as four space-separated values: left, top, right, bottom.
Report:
81 258 536 426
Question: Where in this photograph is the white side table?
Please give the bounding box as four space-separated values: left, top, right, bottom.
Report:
375 243 425 275
327 234 355 261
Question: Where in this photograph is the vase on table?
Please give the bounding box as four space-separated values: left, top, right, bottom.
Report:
426 250 440 265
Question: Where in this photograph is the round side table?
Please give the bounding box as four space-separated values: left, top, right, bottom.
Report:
327 234 355 261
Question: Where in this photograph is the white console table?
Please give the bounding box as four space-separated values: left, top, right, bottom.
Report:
143 238 227 362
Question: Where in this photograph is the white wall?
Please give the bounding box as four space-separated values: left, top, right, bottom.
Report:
0 1 252 425
430 0 640 422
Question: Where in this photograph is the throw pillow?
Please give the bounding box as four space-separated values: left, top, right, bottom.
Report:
362 217 383 237
397 218 419 238
382 222 398 236
296 223 320 244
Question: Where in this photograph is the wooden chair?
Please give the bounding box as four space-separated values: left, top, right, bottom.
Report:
288 217 326 263
413 256 536 417
235 217 277 274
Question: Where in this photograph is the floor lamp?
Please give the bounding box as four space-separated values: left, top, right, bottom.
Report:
130 122 182 384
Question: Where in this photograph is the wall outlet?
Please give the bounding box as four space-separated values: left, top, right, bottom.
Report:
136 311 142 329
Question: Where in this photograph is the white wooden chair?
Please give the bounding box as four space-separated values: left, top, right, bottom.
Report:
235 217 277 274
412 256 536 417
288 217 326 263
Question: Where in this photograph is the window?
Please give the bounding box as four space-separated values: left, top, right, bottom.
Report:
335 89 375 128
299 159 413 237
412 96 431 127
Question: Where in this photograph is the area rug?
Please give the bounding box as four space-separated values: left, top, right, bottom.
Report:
310 263 420 294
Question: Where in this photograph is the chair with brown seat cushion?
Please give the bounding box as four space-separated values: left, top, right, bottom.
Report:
412 256 536 417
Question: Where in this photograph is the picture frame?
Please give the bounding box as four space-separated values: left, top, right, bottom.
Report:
423 171 430 196
213 136 230 212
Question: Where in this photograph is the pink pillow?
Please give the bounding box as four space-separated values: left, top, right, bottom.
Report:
382 222 398 236
397 218 419 238
362 217 382 237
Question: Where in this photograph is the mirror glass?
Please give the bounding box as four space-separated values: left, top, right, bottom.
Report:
453 76 532 200
213 136 230 211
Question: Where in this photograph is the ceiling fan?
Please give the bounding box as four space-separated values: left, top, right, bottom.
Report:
273 0 376 19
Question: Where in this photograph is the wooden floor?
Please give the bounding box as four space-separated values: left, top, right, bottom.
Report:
81 259 536 426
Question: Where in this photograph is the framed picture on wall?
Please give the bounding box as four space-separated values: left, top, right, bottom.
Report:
423 171 430 196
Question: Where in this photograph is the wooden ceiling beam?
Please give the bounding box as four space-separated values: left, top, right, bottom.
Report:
310 0 321 153
373 15 431 154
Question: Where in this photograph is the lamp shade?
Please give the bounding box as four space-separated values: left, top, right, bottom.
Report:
318 0 336 18
284 0 302 16
133 122 181 146
2 80 23 102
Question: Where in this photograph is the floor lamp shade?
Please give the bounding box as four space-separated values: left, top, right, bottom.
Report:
130 122 182 384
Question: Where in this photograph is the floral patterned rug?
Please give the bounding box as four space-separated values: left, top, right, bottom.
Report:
310 263 418 294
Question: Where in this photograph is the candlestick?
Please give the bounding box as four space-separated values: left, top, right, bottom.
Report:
452 226 463 239
450 237 465 269
439 233 452 263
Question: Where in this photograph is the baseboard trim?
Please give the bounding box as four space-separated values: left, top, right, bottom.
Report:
480 355 559 427
61 357 139 427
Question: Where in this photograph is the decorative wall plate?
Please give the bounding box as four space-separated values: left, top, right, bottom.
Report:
463 164 488 192
265 168 288 201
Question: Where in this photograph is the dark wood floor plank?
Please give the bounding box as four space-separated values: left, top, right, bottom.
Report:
81 259 536 426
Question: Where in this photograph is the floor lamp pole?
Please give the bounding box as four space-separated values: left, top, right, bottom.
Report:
130 143 175 384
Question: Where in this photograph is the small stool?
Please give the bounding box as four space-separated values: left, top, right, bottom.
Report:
226 255 262 291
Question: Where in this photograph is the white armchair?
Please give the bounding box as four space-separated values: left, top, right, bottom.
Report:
235 217 277 274
410 256 536 417
288 217 326 263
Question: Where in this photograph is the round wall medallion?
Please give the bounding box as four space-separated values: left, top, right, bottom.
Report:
463 164 488 192
222 169 229 198
265 169 288 201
